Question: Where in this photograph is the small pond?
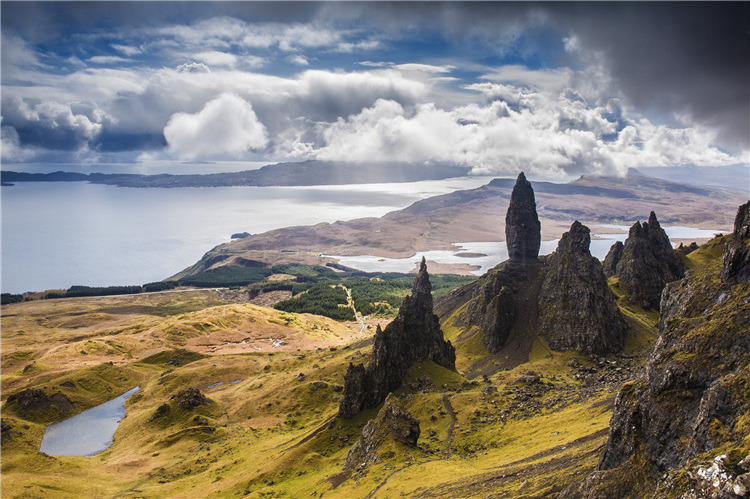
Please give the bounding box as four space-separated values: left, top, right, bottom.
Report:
39 386 140 456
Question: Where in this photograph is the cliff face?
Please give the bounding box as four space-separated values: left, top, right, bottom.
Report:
538 221 628 356
721 201 750 283
505 172 541 264
575 203 750 497
338 258 456 418
611 212 686 309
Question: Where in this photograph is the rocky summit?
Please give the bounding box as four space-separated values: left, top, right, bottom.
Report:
343 394 420 472
338 257 456 418
721 200 750 283
608 211 686 310
538 221 627 356
505 172 541 264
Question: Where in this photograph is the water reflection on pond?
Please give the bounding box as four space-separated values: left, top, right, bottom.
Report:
39 386 140 456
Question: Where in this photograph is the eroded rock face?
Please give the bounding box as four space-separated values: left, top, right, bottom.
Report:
614 211 686 309
721 201 750 283
538 221 627 355
344 394 420 471
505 172 541 264
338 258 456 418
595 239 750 482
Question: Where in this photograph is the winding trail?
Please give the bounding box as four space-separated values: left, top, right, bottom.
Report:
339 285 366 334
442 394 457 458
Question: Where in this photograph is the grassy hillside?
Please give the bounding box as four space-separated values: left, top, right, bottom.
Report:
1 260 661 497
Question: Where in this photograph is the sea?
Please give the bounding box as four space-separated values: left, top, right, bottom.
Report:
1 172 723 295
1 176 496 294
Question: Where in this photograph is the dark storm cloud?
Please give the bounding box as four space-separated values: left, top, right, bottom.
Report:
319 2 749 152
554 2 750 152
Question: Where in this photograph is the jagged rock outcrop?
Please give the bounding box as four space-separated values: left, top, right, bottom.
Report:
602 240 623 277
171 388 211 410
538 221 627 355
338 258 456 418
612 211 686 309
571 223 750 497
6 388 73 415
721 200 750 283
344 394 420 471
505 172 541 264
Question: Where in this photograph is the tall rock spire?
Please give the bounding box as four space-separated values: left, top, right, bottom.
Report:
505 172 541 264
338 257 456 418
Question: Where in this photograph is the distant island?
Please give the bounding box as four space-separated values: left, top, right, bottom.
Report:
0 160 469 188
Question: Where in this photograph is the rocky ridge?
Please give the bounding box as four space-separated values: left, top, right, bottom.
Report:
606 211 686 309
338 258 456 418
538 221 627 355
565 202 750 498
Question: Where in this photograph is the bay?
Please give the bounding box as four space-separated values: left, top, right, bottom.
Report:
1 176 494 293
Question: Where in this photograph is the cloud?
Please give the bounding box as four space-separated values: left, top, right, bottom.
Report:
286 54 310 66
305 82 738 179
176 62 210 74
1 125 36 162
164 93 269 159
88 55 130 65
394 63 455 74
193 51 237 68
2 96 103 150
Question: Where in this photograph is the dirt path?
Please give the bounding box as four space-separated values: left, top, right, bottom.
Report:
339 285 366 334
442 394 457 458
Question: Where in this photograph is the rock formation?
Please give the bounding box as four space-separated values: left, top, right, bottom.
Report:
721 200 750 283
505 172 541 264
567 211 750 496
338 258 456 418
344 394 420 471
612 211 686 309
538 221 627 355
171 388 211 410
602 240 623 277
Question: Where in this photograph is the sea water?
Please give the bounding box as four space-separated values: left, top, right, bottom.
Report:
1 177 494 293
39 386 140 456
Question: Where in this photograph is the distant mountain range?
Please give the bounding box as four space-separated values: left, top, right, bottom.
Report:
1 160 469 187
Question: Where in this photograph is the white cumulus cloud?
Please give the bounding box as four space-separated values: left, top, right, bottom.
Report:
164 93 269 160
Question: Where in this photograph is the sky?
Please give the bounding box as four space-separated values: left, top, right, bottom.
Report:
1 1 748 179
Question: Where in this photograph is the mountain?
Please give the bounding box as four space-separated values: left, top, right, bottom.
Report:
1 160 468 188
